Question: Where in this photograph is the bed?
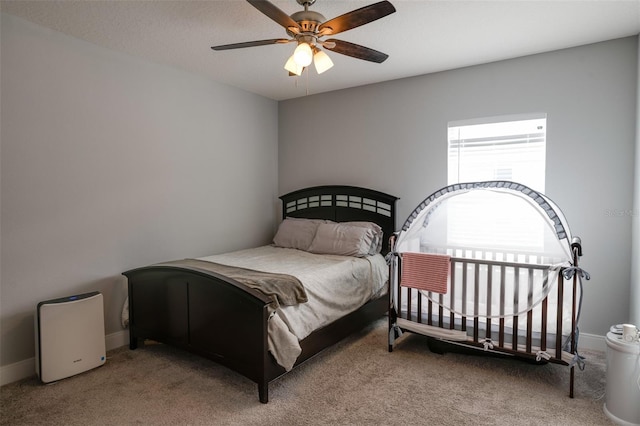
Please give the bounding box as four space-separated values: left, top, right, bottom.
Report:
123 185 398 403
388 181 590 397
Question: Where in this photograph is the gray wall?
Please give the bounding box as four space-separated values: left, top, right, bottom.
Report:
632 36 640 328
279 37 639 336
1 14 279 366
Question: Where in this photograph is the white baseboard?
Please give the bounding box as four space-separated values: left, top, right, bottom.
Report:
105 329 130 352
0 357 36 387
0 329 129 387
578 332 606 353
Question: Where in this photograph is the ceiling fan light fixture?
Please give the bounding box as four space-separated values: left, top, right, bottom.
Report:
313 49 333 74
293 42 313 67
284 55 304 76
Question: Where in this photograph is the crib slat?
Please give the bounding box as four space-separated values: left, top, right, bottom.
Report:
512 315 519 351
526 311 533 353
438 289 444 328
540 271 549 351
460 261 467 331
473 263 480 342
449 260 456 330
513 266 520 351
473 317 479 341
486 265 493 339
499 265 506 346
397 261 403 319
541 296 548 351
555 272 564 359
526 268 534 353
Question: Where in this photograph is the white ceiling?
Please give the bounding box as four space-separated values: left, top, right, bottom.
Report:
2 0 639 101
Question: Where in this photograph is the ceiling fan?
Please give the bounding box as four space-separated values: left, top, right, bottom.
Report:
211 0 396 76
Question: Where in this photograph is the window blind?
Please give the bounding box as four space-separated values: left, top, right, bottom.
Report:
447 114 547 252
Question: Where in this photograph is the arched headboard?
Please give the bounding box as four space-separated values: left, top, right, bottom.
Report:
279 185 398 254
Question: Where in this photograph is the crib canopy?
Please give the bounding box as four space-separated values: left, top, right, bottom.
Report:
394 181 575 318
396 181 573 261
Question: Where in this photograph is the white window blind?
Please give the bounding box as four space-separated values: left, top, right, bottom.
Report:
446 114 547 252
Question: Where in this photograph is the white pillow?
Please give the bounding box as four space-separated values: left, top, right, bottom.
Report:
341 221 384 254
307 222 376 257
273 217 325 251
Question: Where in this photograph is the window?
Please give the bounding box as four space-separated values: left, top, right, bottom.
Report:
448 114 546 191
446 114 547 252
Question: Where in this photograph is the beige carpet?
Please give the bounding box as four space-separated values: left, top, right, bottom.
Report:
1 319 612 425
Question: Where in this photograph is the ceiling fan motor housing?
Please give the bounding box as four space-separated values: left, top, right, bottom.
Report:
288 10 326 37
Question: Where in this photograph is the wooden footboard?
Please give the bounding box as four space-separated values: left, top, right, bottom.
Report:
126 264 388 403
125 265 275 401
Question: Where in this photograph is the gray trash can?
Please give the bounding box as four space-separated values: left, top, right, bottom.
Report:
604 331 640 425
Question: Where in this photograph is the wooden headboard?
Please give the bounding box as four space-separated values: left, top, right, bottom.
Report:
279 185 398 254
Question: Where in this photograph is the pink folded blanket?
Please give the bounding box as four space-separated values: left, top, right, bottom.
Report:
400 252 450 294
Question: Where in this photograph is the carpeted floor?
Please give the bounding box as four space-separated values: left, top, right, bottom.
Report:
1 319 613 425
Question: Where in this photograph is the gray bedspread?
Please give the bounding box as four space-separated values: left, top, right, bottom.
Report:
156 258 308 311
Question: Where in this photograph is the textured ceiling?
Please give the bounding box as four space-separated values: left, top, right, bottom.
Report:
2 0 640 100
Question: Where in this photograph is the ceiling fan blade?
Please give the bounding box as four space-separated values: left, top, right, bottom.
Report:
247 0 301 31
318 1 396 36
211 39 291 51
325 39 389 63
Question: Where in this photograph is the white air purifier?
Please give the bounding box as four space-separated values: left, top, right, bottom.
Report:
35 292 106 383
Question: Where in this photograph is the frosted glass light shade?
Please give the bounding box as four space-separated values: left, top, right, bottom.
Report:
284 55 303 76
313 50 334 74
293 43 313 67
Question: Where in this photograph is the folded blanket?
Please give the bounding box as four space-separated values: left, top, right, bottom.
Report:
156 258 308 311
400 252 450 294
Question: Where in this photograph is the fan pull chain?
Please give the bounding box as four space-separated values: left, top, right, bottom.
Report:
292 68 311 96
306 67 309 96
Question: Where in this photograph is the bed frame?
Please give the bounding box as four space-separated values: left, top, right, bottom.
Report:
124 185 398 403
389 238 585 398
